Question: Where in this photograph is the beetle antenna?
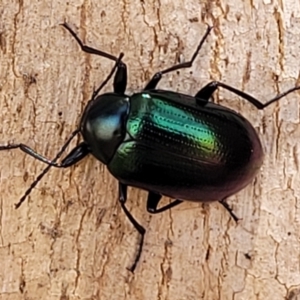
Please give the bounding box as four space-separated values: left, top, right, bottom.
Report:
15 52 124 208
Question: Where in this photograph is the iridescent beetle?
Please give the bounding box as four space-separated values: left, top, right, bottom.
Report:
1 24 299 271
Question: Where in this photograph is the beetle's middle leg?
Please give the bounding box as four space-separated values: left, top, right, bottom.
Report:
143 25 213 90
118 183 146 273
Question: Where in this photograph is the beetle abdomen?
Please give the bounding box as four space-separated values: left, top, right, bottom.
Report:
108 91 263 201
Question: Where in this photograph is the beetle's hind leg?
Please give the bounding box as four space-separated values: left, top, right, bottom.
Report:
144 25 213 90
219 199 239 222
146 192 183 213
196 81 300 109
146 192 239 221
118 183 146 272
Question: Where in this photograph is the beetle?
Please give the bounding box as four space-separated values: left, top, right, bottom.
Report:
1 23 300 272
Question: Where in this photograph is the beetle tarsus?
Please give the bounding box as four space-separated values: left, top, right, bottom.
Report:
219 200 240 222
144 25 213 90
118 183 146 272
61 23 120 63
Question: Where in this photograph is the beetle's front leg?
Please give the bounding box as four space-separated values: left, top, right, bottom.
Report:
118 183 146 273
62 23 127 95
0 142 90 168
1 139 90 209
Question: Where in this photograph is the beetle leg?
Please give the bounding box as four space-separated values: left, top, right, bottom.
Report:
196 81 300 109
147 192 239 221
144 25 213 90
146 192 183 214
59 143 90 167
219 199 239 222
3 129 81 208
14 142 89 209
61 23 127 94
118 182 146 273
194 82 217 103
11 48 123 209
0 142 89 168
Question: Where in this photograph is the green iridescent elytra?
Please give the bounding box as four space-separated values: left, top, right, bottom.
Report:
106 90 263 201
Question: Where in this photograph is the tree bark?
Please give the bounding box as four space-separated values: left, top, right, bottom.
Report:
1 0 300 299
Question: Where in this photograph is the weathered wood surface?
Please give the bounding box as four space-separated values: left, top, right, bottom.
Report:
0 0 300 299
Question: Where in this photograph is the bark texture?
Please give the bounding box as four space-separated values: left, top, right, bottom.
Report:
0 0 300 299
